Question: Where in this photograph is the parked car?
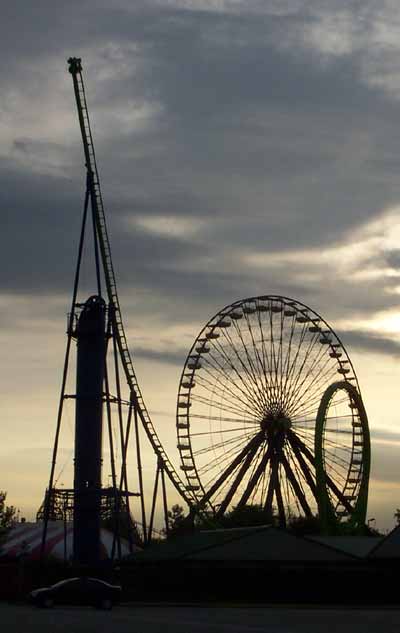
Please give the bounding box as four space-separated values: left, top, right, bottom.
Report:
29 577 122 609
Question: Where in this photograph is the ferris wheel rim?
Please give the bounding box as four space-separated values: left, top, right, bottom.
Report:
176 294 365 524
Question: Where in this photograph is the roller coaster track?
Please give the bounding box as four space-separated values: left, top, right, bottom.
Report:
68 58 194 507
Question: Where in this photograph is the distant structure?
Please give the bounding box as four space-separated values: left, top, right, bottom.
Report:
176 295 371 533
38 58 198 564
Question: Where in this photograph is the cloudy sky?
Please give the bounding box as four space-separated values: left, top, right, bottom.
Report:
2 0 400 530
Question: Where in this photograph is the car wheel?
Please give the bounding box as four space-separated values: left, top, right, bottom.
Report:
42 597 54 609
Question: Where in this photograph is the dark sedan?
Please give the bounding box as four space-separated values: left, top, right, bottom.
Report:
29 577 122 609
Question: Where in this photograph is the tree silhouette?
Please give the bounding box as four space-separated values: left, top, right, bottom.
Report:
0 491 16 541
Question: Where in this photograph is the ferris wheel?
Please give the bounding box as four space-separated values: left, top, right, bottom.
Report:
176 295 370 531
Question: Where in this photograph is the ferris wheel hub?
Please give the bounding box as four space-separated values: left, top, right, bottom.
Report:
260 413 292 436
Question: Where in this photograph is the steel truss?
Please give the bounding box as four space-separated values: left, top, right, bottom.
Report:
40 58 196 559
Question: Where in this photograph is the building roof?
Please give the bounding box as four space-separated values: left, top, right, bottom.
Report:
368 525 400 559
308 536 382 558
134 525 355 563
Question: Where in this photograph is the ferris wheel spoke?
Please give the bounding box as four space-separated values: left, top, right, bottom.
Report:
292 355 339 411
254 306 274 395
277 310 287 408
284 338 329 414
325 414 358 424
195 366 262 419
237 320 273 408
280 314 298 408
282 320 314 404
226 321 269 410
324 462 350 486
291 395 351 422
215 438 265 517
288 359 338 420
190 426 258 438
285 334 331 414
197 431 265 508
287 321 322 382
202 346 262 411
195 368 261 417
268 308 281 406
256 308 276 396
195 431 253 459
235 315 269 396
236 442 272 509
267 307 286 409
199 436 254 479
323 445 354 463
218 324 264 401
190 416 257 428
243 310 271 402
289 427 314 447
322 435 354 454
190 392 256 420
204 339 258 399
323 454 352 478
279 449 313 518
209 337 267 415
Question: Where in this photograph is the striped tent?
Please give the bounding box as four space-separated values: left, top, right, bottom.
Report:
0 521 138 561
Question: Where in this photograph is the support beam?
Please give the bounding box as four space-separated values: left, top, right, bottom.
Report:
236 442 271 509
280 451 312 518
216 433 264 517
197 431 265 509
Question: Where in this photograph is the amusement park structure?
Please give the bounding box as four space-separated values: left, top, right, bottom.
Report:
176 297 370 533
39 58 198 563
39 58 371 565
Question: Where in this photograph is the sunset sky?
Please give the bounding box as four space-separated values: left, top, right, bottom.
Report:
2 1 400 531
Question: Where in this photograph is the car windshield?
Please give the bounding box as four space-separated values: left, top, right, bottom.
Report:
52 578 79 589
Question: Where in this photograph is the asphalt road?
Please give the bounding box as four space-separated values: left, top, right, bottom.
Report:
2 604 399 633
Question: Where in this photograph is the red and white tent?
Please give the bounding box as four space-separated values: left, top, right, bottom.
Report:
0 522 138 561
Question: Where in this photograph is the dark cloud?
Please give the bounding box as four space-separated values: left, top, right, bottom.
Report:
339 329 400 358
2 2 400 329
371 428 400 445
132 346 187 367
385 250 400 270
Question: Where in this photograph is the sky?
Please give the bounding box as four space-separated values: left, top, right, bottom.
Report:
2 0 400 531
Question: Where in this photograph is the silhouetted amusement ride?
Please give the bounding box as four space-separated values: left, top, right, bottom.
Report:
39 57 200 564
38 58 371 568
177 296 370 532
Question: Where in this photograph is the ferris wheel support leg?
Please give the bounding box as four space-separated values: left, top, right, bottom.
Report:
274 459 286 528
